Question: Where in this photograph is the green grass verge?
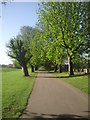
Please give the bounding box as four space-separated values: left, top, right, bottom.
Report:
49 71 89 94
2 68 38 118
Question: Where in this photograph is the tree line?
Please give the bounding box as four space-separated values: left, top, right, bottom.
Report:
7 2 89 76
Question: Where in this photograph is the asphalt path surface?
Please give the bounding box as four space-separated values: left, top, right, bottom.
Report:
20 70 89 120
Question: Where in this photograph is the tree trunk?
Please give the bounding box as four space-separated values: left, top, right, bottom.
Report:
68 50 74 76
54 64 57 72
31 65 34 72
81 69 83 72
22 64 29 76
35 65 38 71
59 64 62 73
54 67 57 72
78 68 80 72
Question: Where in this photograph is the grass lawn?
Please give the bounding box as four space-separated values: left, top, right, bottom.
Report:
2 68 38 118
49 71 89 94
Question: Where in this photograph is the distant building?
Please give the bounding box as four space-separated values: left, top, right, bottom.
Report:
0 64 14 68
8 64 14 68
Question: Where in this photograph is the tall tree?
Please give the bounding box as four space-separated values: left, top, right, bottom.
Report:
38 2 89 76
38 2 66 72
20 26 36 72
31 28 43 71
7 35 32 76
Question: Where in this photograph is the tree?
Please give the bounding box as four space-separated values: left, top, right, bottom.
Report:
38 2 66 72
38 2 89 76
58 2 89 75
30 28 42 71
13 60 21 69
20 26 41 72
19 26 34 72
7 35 32 76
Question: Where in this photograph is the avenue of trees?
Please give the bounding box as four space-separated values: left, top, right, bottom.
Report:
7 2 89 76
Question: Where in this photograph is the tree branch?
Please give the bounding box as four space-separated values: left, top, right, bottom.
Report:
26 54 33 63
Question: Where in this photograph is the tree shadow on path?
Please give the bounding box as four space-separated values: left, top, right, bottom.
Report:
29 74 88 79
33 69 88 78
18 112 89 120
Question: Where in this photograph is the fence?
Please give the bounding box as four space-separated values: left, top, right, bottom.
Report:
73 68 90 73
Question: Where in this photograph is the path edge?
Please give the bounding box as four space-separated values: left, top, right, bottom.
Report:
19 72 38 118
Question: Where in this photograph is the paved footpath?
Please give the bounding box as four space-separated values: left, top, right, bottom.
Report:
20 70 88 119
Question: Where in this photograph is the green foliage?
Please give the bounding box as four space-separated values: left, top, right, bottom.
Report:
38 2 89 70
6 26 33 76
30 28 42 67
13 60 21 69
19 26 42 69
7 2 89 73
7 35 32 66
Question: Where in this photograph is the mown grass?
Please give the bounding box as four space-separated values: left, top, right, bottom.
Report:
2 68 38 118
49 71 89 94
2 68 18 72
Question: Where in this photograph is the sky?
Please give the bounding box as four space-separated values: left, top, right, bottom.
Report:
0 2 39 65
